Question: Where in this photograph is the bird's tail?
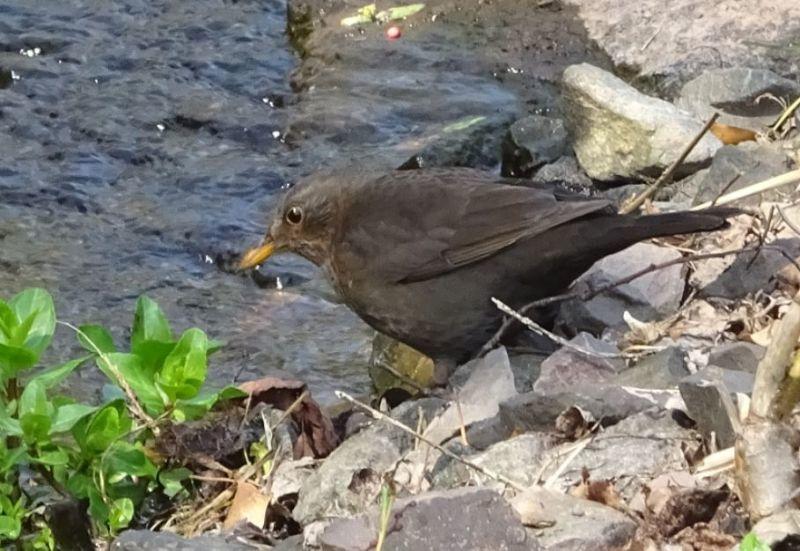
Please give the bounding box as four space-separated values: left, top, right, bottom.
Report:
619 206 742 242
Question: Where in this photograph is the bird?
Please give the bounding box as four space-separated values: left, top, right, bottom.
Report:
240 167 738 384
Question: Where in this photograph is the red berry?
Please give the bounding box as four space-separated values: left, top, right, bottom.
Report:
386 25 402 40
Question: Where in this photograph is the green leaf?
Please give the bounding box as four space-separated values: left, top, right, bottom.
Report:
66 473 92 499
0 403 22 437
130 340 175 375
87 487 109 528
0 343 38 377
377 3 425 22
50 403 98 434
8 288 56 357
19 380 53 441
131 296 172 350
0 515 21 540
95 353 164 415
176 385 247 421
102 442 156 478
0 445 27 472
73 401 131 455
206 338 224 355
29 356 89 389
108 497 134 532
0 301 15 340
740 532 771 551
78 324 116 354
155 328 208 402
33 448 70 466
158 467 191 498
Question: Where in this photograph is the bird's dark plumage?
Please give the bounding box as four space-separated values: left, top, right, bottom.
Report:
242 167 739 378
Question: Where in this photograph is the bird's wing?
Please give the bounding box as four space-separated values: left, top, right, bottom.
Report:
335 169 611 284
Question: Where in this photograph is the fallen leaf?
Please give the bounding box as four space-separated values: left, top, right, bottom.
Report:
224 481 269 531
710 122 758 145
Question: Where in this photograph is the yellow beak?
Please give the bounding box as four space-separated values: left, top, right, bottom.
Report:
239 238 276 270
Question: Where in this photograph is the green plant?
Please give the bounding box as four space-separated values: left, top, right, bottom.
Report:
740 532 771 551
0 288 243 544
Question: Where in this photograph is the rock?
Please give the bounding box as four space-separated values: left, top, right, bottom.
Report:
293 397 444 525
318 487 537 551
540 409 696 499
368 333 434 399
692 143 794 207
508 352 547 393
676 67 800 129
439 409 695 499
707 341 765 374
531 156 594 194
533 334 624 394
678 366 752 448
614 347 689 389
112 531 254 551
432 433 558 489
701 238 800 299
747 510 800 548
563 63 720 182
511 488 637 550
498 384 669 436
557 243 686 334
398 112 518 171
560 0 800 93
501 115 569 177
464 414 514 451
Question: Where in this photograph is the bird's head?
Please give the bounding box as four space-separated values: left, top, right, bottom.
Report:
239 172 343 269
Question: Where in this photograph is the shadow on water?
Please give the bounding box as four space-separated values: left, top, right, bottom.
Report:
0 0 607 402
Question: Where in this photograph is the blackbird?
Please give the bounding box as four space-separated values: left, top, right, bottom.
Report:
240 168 737 382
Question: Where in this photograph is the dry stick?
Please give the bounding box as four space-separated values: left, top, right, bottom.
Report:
57 320 157 431
619 112 720 215
335 390 527 492
777 204 800 237
493 299 636 359
750 289 800 419
480 244 760 357
693 169 800 210
709 172 742 207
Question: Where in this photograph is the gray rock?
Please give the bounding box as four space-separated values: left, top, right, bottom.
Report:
293 397 444 525
677 67 800 129
747 510 800 548
433 433 558 488
318 487 537 551
614 347 689 389
112 531 253 551
557 243 686 334
508 352 547 393
563 63 720 182
701 238 800 299
511 488 637 550
531 156 594 194
533 334 624 394
541 409 695 498
398 112 518 171
707 341 765 374
272 535 304 551
501 115 569 177
560 0 800 93
693 143 794 207
679 366 752 447
465 414 514 451
499 384 664 436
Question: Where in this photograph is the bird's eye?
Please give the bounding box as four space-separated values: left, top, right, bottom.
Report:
285 206 303 225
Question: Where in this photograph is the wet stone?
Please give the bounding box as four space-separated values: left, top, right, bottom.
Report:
501 115 569 177
112 530 254 551
531 156 594 194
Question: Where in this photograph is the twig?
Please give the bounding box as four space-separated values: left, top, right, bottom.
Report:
692 169 800 210
620 113 720 215
640 23 663 51
57 320 158 431
709 172 742 207
751 289 800 419
335 390 527 491
543 436 594 489
480 245 759 357
375 362 430 396
777 205 800 237
492 299 636 359
770 96 800 137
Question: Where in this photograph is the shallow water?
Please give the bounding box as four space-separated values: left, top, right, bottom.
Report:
0 0 604 402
